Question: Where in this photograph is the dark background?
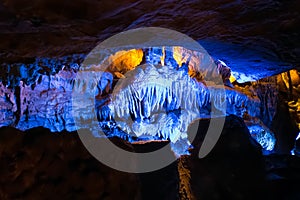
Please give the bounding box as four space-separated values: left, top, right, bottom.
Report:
0 0 300 199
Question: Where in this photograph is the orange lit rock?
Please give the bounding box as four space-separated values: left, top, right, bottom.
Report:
114 71 126 79
108 49 143 74
188 70 204 82
172 46 221 83
290 69 300 87
281 69 300 89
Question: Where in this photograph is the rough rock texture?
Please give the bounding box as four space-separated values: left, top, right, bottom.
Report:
186 115 265 200
2 115 298 200
0 0 299 65
0 127 141 200
0 53 281 152
0 0 300 199
0 115 265 200
275 69 300 154
187 123 300 200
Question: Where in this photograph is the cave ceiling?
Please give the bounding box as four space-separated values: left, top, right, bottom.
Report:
0 0 299 72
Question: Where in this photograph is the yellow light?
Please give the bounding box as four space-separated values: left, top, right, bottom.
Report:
108 49 143 73
173 46 185 67
229 74 236 83
161 47 165 66
290 69 300 86
281 69 300 89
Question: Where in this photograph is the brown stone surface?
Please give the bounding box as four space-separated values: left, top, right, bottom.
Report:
0 0 299 64
1 116 300 200
0 127 141 200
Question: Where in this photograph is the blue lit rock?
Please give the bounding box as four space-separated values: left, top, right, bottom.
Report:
199 40 293 83
0 47 281 154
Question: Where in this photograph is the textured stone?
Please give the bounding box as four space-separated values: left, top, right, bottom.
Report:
0 127 141 200
0 0 299 65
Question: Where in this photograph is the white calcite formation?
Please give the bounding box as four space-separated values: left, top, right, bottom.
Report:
0 47 279 155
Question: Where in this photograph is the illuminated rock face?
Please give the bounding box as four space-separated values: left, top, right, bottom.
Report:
95 61 268 155
278 69 300 155
107 49 144 76
0 47 281 155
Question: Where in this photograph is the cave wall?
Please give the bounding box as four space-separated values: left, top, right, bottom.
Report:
0 0 299 65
